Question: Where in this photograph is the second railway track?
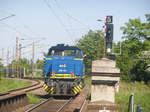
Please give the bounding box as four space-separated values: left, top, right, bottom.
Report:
0 78 44 112
0 78 43 98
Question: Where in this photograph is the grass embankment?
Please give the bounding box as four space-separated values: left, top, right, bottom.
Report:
0 78 31 92
24 74 43 78
116 81 150 112
27 93 42 104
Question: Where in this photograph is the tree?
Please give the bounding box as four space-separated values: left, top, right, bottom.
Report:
116 40 144 80
117 14 150 82
76 30 105 75
36 59 44 69
131 60 150 83
121 14 150 41
10 58 31 68
9 58 31 76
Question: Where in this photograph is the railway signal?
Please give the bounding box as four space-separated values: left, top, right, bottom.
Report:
105 16 113 53
97 15 114 56
106 15 113 23
105 23 113 48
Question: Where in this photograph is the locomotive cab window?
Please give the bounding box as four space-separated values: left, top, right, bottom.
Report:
48 49 83 58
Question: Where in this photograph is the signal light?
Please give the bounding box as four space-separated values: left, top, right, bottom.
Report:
105 23 113 50
105 23 113 40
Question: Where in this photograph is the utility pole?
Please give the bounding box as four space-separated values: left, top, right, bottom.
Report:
16 37 19 61
19 43 22 78
1 48 4 63
32 41 35 77
12 47 15 77
19 38 45 77
6 48 10 77
16 36 19 77
19 44 22 60
1 48 4 77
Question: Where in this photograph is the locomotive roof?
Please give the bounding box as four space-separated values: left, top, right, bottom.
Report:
49 44 81 51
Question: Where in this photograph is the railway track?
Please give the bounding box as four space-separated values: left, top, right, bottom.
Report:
0 78 44 112
25 98 73 112
25 88 86 112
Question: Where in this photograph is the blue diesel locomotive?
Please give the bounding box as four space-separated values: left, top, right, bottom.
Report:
43 44 85 95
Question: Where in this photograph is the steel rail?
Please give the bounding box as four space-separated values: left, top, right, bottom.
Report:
25 99 50 112
56 98 73 112
79 98 86 112
25 98 73 112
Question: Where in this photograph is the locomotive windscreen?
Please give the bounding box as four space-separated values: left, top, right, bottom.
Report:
47 44 83 58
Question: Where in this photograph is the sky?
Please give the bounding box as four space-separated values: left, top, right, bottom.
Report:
0 0 150 64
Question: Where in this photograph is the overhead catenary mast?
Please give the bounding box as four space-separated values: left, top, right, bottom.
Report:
32 41 35 77
16 36 20 77
6 48 10 77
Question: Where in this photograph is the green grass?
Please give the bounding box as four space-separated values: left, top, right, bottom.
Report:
84 76 91 86
0 78 31 92
27 93 42 104
116 81 150 112
84 76 91 100
24 74 43 78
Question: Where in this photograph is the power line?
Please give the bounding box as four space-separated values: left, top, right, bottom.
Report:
0 14 15 21
53 0 93 45
13 15 39 38
43 0 74 43
0 14 41 40
54 0 92 30
0 22 31 38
